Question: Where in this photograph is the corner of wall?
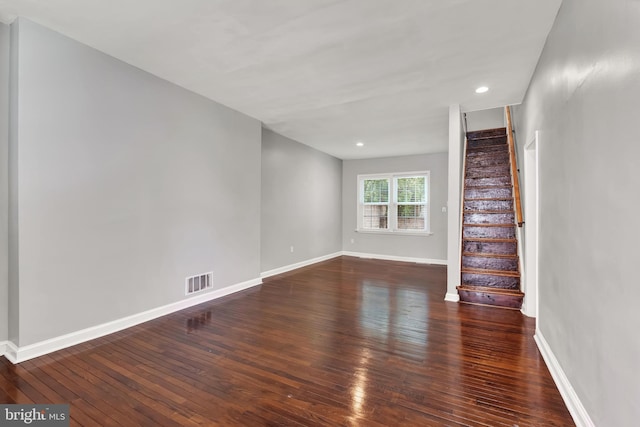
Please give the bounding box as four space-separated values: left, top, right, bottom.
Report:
6 17 19 345
0 20 11 343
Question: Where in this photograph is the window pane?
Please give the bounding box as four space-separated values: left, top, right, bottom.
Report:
364 179 389 203
363 205 388 229
397 204 425 230
396 177 425 203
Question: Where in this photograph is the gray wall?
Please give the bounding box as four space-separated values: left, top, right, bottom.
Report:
465 107 504 132
343 153 448 261
515 0 640 424
0 22 8 342
11 19 262 346
261 128 342 272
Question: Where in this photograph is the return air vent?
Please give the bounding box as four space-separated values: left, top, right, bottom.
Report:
185 272 213 295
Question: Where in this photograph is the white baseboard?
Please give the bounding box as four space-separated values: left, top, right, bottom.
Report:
5 252 448 364
521 307 536 318
4 341 18 364
444 292 460 302
341 251 447 266
6 277 262 364
535 330 595 427
261 252 342 279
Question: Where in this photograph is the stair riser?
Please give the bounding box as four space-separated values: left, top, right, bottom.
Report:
463 240 517 255
467 128 506 140
464 212 515 224
464 200 513 211
458 289 523 309
466 166 510 178
465 187 512 199
467 136 507 149
464 176 512 187
466 145 509 156
462 273 520 289
462 256 518 271
466 157 510 168
464 226 516 239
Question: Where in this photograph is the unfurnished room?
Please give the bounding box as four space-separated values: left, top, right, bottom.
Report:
0 1 638 426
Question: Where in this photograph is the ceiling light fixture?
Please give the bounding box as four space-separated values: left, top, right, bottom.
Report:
356 142 364 147
475 86 489 94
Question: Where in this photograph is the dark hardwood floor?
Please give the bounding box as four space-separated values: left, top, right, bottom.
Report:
0 256 574 426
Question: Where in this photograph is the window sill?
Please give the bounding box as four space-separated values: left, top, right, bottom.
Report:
355 229 433 237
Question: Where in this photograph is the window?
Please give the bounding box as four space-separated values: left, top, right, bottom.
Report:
357 172 430 234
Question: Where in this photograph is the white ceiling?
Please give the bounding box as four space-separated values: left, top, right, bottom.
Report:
0 0 561 159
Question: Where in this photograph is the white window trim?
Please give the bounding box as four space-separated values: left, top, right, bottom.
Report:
356 171 431 235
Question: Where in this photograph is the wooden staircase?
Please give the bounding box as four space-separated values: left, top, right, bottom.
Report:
457 127 524 309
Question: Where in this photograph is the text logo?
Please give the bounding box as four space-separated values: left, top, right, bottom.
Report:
0 405 69 426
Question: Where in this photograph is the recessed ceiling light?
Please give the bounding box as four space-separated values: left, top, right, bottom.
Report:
475 86 489 94
356 142 364 147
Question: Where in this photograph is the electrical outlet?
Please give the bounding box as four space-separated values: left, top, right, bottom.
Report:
290 246 294 253
350 238 355 244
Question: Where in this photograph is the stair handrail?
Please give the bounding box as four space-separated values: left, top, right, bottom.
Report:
505 106 524 227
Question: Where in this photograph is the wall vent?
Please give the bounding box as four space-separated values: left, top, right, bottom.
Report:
185 272 213 295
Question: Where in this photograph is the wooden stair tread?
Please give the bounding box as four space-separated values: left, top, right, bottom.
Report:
461 267 520 277
465 164 510 168
462 252 518 259
465 175 512 180
458 284 523 293
465 164 510 169
457 285 524 297
466 147 508 153
465 169 511 175
464 210 514 214
464 197 513 202
466 153 509 158
463 237 517 243
465 170 512 175
466 145 508 152
465 185 512 189
465 161 510 165
466 128 507 139
467 156 508 160
465 182 512 187
467 126 506 132
467 135 507 141
463 223 516 228
465 178 511 181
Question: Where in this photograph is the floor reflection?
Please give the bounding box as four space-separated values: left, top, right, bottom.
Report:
360 280 429 349
348 348 371 424
185 309 212 333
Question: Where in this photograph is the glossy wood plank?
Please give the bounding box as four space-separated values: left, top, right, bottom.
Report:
0 257 574 426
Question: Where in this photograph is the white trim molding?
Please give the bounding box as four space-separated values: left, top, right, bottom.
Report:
535 330 595 427
4 252 448 364
341 251 447 266
261 251 446 279
261 252 342 279
5 277 262 364
444 292 460 302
